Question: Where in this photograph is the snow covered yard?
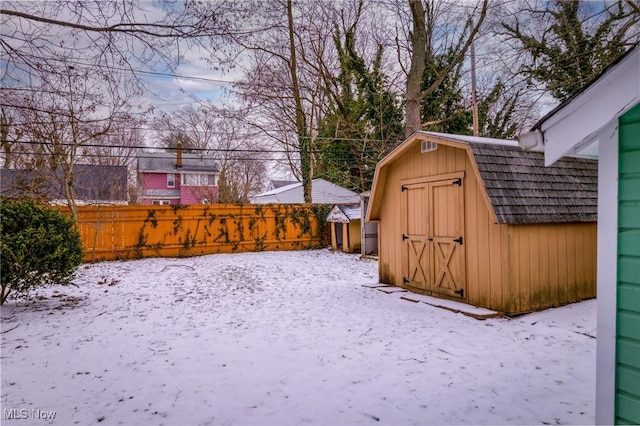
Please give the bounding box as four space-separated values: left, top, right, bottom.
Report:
1 249 595 425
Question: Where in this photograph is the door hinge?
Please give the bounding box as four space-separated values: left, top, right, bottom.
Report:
454 288 464 297
401 185 408 191
452 178 462 186
402 234 409 241
454 236 463 245
403 277 410 284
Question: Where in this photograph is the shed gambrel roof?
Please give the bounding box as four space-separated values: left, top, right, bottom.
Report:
469 142 597 224
367 132 597 225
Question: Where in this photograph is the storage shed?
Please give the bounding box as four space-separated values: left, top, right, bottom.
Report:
366 131 597 315
326 204 361 253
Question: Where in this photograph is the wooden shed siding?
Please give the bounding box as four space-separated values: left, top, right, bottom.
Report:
374 137 596 314
505 223 596 314
349 220 361 252
462 152 508 310
377 143 474 292
376 142 512 309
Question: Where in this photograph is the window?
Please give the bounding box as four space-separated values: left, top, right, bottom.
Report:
181 173 217 186
167 174 175 188
152 200 170 205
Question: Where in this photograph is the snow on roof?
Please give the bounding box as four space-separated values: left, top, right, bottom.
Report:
418 131 519 147
326 204 361 223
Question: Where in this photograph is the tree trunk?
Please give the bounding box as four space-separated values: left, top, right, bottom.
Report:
405 0 427 137
63 166 78 224
287 0 312 203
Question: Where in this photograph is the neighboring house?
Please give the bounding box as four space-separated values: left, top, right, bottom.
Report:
137 147 219 205
249 178 360 204
519 45 640 425
326 204 361 253
0 164 128 205
366 131 597 315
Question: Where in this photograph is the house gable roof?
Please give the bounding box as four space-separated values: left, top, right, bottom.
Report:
250 178 360 204
367 132 597 225
137 150 219 173
1 164 128 202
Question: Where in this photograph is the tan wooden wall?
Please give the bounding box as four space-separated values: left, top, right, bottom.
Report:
64 204 329 262
376 141 597 314
330 220 362 253
504 222 597 314
378 142 468 285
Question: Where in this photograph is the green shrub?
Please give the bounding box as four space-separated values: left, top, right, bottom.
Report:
0 198 83 304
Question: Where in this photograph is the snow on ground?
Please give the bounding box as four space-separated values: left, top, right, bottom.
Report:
1 249 596 426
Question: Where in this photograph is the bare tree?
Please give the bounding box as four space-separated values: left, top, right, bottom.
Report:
0 1 236 93
403 0 489 136
154 105 217 152
2 58 140 221
228 0 342 203
152 103 268 203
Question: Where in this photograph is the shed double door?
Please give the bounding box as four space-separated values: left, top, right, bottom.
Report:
401 175 466 298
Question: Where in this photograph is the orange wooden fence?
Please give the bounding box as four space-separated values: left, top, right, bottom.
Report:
65 204 331 262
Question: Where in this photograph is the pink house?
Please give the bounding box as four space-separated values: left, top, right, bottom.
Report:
137 146 219 205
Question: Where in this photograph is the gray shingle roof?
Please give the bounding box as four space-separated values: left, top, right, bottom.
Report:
137 150 219 173
1 164 128 202
468 143 597 224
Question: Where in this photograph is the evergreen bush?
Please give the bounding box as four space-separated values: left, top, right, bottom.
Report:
0 198 83 304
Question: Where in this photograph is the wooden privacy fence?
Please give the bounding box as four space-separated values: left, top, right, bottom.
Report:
64 204 331 262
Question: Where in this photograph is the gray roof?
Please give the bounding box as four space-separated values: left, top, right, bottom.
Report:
137 150 219 173
250 178 360 204
1 164 128 202
469 142 597 224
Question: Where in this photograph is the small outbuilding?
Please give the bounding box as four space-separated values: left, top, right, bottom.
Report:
326 204 361 253
366 131 597 315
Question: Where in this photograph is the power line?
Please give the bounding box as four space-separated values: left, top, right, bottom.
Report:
1 138 394 158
